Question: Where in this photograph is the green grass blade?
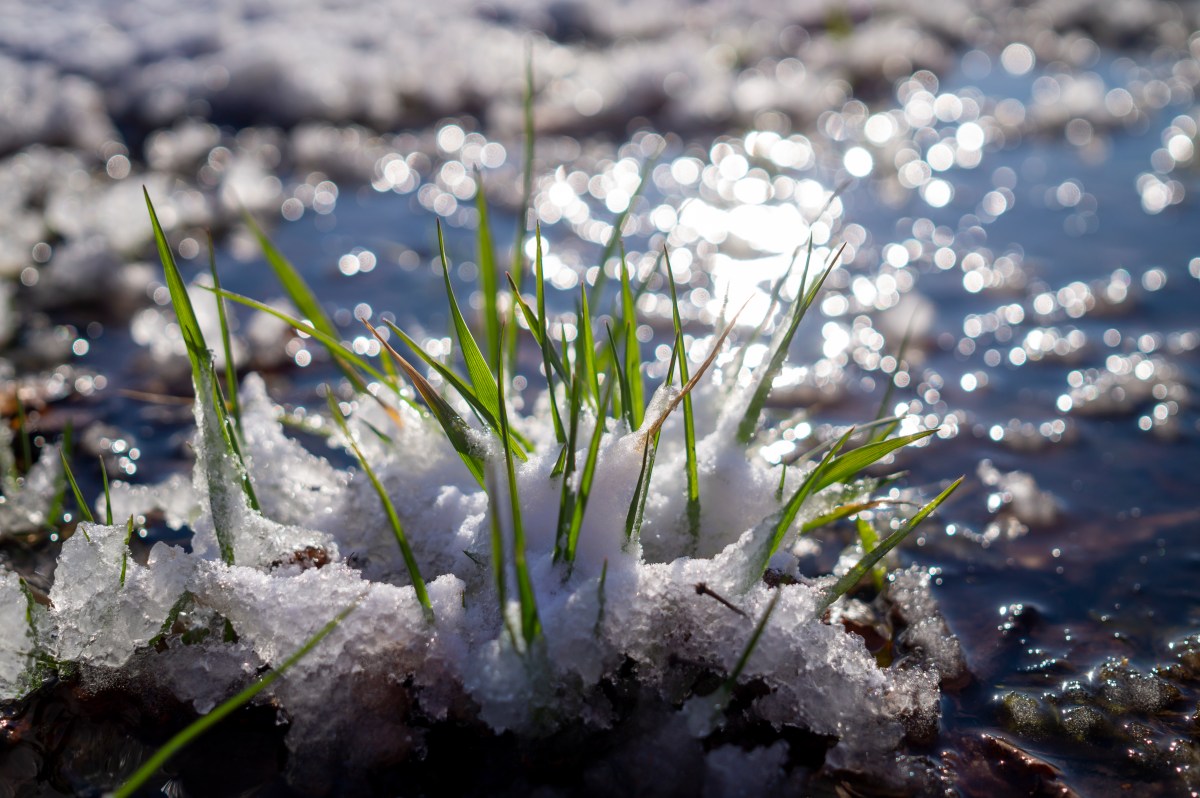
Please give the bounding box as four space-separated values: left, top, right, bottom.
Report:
664 254 700 542
208 287 404 407
436 221 508 436
510 42 535 303
753 428 856 577
818 477 964 612
326 392 433 622
578 286 600 407
728 244 804 384
15 396 31 470
119 515 133 588
624 431 659 542
99 457 113 526
811 430 935 494
554 368 583 560
365 320 486 487
855 516 885 592
619 251 645 429
800 500 895 534
486 467 518 648
42 432 70 534
605 323 634 430
725 590 781 688
506 270 571 386
735 242 845 445
242 211 366 393
475 171 503 370
496 351 540 645
59 449 95 528
533 226 566 440
147 190 257 560
565 375 614 566
112 600 360 798
207 232 242 434
386 321 527 461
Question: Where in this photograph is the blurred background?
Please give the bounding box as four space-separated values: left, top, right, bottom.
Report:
2 0 1200 794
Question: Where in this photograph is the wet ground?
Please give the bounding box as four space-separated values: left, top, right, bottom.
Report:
3 4 1200 796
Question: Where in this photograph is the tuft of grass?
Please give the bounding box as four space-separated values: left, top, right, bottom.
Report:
111 600 360 798
325 390 433 622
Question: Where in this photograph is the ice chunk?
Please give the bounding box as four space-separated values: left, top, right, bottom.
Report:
0 567 35 700
49 524 193 667
0 433 62 540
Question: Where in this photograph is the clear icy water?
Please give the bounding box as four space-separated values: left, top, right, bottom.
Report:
3 1 1200 795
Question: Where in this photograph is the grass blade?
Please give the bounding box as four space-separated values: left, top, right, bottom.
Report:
59 449 94 528
735 242 845 445
761 427 855 568
533 224 565 439
565 375 614 566
855 516 885 592
326 391 433 621
436 221 509 437
112 600 360 798
664 253 700 541
385 321 527 461
147 190 258 563
605 322 634 430
624 431 659 542
99 457 113 526
818 477 964 612
619 250 645 429
242 211 366 393
208 287 411 426
577 286 600 407
510 42 535 307
495 349 540 645
554 364 583 561
811 430 935 494
15 396 31 470
475 171 503 370
364 319 486 487
486 466 518 647
119 515 133 588
506 269 571 386
207 232 241 434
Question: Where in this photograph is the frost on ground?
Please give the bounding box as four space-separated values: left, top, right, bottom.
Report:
1 359 962 793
